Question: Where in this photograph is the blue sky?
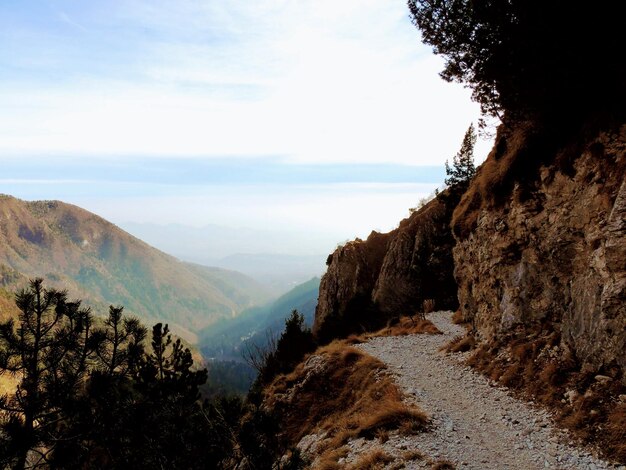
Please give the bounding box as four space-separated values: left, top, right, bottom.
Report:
0 0 491 254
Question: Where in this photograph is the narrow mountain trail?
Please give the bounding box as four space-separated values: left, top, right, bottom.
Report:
357 311 621 470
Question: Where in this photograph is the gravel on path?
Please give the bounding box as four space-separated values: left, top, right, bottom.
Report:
356 311 623 470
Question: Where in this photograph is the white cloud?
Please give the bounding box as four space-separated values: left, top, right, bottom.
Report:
58 12 88 33
0 0 493 165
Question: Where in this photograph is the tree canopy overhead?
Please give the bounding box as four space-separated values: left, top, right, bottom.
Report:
408 0 626 126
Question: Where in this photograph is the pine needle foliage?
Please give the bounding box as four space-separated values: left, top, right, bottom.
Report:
0 278 94 469
445 124 477 191
408 0 626 125
0 278 303 469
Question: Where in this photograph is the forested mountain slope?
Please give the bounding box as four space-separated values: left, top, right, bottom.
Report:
0 195 270 342
200 277 319 360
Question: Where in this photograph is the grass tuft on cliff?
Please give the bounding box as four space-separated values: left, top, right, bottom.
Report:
371 316 442 337
345 449 393 470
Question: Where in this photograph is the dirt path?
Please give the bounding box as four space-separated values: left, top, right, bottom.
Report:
357 311 621 470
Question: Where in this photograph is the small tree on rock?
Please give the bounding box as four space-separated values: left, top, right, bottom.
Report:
445 123 476 192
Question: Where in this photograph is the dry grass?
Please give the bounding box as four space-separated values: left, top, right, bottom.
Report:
374 428 389 443
605 403 626 460
343 333 367 345
466 323 626 463
370 316 441 338
345 449 393 470
314 447 348 470
431 460 456 469
441 334 476 353
451 310 465 325
358 401 428 438
452 124 537 239
403 449 424 461
266 340 429 465
339 316 441 343
385 451 423 470
451 121 587 240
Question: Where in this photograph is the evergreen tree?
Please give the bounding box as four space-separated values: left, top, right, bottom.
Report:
50 322 217 469
444 124 476 191
49 307 148 468
126 323 212 469
253 310 316 386
92 306 147 377
407 0 626 124
140 323 207 402
240 311 315 469
0 279 95 469
0 281 280 469
274 310 315 375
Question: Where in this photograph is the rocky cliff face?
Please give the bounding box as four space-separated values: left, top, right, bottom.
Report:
372 199 458 316
314 120 625 381
314 197 458 341
309 123 625 462
314 231 390 340
453 125 626 378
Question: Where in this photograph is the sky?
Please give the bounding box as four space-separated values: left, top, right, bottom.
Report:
0 0 493 256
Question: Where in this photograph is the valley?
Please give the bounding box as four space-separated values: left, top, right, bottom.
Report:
121 221 328 294
0 194 323 397
201 277 320 395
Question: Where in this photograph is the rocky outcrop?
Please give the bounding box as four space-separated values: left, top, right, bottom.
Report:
453 125 626 378
314 197 458 341
314 231 391 341
372 199 457 316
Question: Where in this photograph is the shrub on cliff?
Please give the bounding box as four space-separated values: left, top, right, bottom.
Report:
248 310 316 388
273 310 316 374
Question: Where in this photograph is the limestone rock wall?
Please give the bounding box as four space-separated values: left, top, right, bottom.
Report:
454 127 626 377
372 199 457 316
313 231 390 340
313 198 458 340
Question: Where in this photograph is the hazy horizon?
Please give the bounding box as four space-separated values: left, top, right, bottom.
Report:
1 0 494 257
2 158 446 257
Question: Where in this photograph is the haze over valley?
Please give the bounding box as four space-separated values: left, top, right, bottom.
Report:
120 221 330 293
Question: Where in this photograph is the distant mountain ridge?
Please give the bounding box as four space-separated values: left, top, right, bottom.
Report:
215 253 324 294
121 221 328 293
0 194 271 342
